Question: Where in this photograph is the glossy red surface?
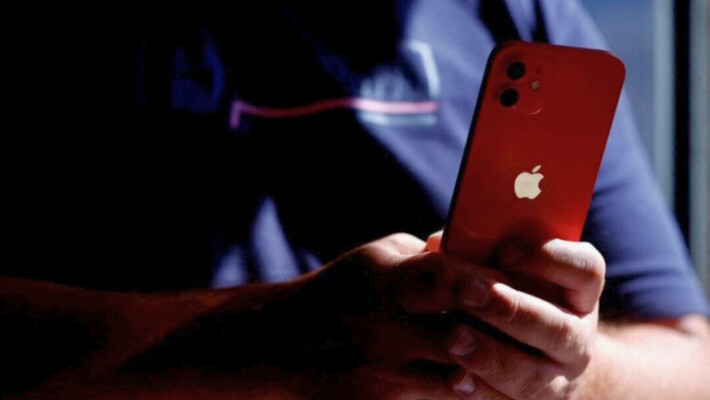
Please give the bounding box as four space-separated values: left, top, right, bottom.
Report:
443 41 625 263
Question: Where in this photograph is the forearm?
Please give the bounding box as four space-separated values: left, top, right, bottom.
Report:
0 274 310 393
20 366 315 400
584 316 710 400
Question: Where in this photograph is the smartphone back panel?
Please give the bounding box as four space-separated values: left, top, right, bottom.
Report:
442 41 625 262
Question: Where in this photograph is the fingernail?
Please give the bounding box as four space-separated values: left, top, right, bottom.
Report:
426 231 443 252
455 373 476 394
450 329 477 356
497 242 525 267
462 279 489 308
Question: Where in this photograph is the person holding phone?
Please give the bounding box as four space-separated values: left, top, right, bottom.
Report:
3 0 709 399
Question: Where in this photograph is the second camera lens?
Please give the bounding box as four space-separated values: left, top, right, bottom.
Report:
507 61 526 80
500 88 519 107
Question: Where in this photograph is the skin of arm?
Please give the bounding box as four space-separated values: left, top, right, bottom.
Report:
2 233 709 400
2 234 468 399
586 316 710 400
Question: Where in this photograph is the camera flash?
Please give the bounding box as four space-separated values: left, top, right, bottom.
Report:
530 80 540 90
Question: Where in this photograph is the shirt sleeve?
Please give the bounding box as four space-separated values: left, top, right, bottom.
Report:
537 0 710 319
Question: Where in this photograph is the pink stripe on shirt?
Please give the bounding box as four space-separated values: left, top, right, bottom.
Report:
230 98 438 129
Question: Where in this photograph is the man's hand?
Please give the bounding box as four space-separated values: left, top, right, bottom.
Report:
426 232 710 400
294 233 606 400
4 232 503 399
6 232 708 399
431 236 606 399
299 232 710 400
287 232 488 400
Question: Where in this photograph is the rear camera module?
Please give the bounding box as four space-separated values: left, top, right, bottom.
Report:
500 88 519 107
507 61 526 80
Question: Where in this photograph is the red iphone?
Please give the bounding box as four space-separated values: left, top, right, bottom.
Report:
442 41 625 263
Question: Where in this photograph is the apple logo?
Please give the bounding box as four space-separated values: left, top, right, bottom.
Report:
514 165 544 199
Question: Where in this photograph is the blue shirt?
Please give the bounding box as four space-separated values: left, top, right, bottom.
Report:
132 0 710 319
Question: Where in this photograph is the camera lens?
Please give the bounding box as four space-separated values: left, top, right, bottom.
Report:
507 61 526 80
500 88 519 107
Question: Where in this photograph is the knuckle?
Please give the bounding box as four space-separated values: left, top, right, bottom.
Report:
356 241 402 272
575 327 594 367
476 389 503 400
517 368 548 399
382 232 419 251
548 375 573 399
501 292 522 323
367 241 396 260
577 344 593 369
383 231 409 242
579 242 606 281
371 240 392 254
466 338 503 377
475 339 514 379
479 351 505 377
550 318 581 355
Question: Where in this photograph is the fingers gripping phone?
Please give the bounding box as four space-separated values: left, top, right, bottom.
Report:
442 41 625 263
